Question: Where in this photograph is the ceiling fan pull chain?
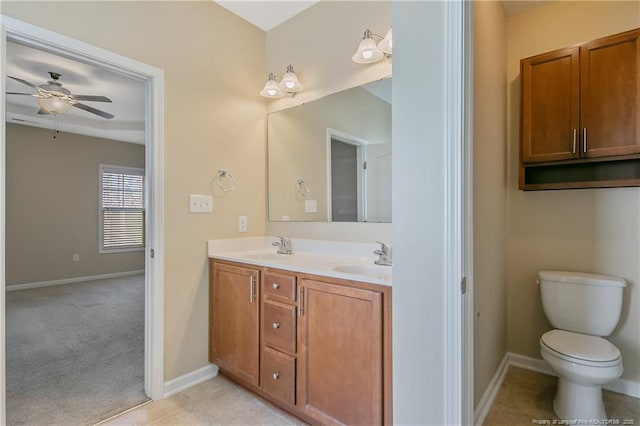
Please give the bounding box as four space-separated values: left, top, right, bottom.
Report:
52 115 60 140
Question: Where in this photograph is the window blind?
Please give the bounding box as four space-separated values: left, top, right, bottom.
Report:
100 165 145 251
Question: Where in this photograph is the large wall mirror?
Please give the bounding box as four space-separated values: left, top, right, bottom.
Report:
268 78 391 223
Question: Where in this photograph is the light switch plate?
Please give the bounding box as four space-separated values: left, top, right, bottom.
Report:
189 194 213 213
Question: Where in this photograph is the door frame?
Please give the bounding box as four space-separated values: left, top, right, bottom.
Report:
444 0 474 423
0 15 165 423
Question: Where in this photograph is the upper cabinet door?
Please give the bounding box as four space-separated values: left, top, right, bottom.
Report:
521 47 580 163
580 29 640 159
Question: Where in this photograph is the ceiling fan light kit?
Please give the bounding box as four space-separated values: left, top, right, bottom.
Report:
7 71 115 119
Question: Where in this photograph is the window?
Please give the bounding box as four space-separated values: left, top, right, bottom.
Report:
99 164 145 252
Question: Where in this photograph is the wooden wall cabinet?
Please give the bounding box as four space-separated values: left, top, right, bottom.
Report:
520 28 640 190
209 259 392 425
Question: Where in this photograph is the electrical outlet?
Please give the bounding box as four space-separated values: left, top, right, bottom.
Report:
73 253 80 262
305 199 318 213
238 216 248 232
189 194 213 213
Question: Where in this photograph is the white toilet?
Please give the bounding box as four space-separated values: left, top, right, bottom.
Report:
538 270 626 420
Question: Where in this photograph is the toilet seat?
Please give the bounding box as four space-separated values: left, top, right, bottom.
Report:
541 330 621 367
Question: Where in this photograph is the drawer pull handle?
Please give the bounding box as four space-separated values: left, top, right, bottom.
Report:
272 372 280 380
272 282 280 290
272 322 280 329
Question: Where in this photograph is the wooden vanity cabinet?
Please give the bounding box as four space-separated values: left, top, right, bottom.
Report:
520 28 640 189
209 261 260 387
209 259 392 425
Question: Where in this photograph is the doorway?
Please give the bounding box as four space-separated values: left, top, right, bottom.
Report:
327 128 367 222
0 15 165 424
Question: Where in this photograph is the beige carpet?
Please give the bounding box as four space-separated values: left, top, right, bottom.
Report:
6 274 148 426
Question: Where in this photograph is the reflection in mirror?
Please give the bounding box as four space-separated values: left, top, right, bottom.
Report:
268 78 391 223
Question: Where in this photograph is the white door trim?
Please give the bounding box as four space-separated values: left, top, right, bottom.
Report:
0 21 7 426
443 0 473 424
462 0 475 424
0 16 165 423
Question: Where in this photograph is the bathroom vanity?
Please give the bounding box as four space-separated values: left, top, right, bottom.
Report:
208 238 392 425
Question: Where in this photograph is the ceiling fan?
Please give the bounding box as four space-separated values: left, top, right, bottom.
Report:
7 71 114 119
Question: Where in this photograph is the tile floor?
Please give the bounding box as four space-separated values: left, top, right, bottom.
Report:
102 375 306 425
484 367 640 426
103 367 639 425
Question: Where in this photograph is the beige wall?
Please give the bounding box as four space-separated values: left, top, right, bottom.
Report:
268 86 391 222
5 124 145 286
2 1 267 381
506 1 640 383
265 1 393 242
473 1 508 407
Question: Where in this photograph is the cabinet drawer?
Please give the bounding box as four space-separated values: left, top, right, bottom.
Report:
264 272 296 303
263 301 296 354
262 347 295 406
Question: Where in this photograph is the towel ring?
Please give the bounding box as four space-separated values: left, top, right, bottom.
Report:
296 178 310 197
216 170 236 192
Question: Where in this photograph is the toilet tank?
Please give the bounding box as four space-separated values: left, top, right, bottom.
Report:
538 270 626 336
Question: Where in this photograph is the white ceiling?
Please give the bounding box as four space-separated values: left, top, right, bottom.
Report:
215 0 320 31
5 41 146 144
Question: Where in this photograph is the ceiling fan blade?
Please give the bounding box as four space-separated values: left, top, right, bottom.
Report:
8 76 38 89
72 102 114 119
37 108 52 115
72 95 113 103
6 92 34 96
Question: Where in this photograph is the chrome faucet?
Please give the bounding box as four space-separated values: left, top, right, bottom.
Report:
374 241 392 266
272 236 293 255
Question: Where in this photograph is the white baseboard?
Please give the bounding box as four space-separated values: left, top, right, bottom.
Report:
508 352 555 376
506 352 640 399
6 270 145 291
163 364 219 398
474 353 509 426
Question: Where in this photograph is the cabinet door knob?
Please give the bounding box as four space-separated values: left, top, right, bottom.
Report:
272 372 280 380
272 322 280 329
272 282 280 290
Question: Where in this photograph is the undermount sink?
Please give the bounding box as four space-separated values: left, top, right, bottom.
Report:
332 264 391 277
241 253 290 261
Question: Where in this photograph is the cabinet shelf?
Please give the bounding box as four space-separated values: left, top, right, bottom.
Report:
521 158 640 190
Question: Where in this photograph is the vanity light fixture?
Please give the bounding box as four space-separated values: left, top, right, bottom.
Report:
260 65 303 99
352 28 393 64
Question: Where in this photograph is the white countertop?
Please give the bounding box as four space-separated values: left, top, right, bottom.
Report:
207 237 392 287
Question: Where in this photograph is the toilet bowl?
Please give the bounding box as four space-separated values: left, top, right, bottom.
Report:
540 329 623 420
538 270 626 421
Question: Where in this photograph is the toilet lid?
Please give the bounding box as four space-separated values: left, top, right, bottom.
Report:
541 330 620 362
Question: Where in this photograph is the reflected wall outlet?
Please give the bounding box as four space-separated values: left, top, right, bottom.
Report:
189 194 213 213
305 199 318 213
238 216 248 232
73 253 80 262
